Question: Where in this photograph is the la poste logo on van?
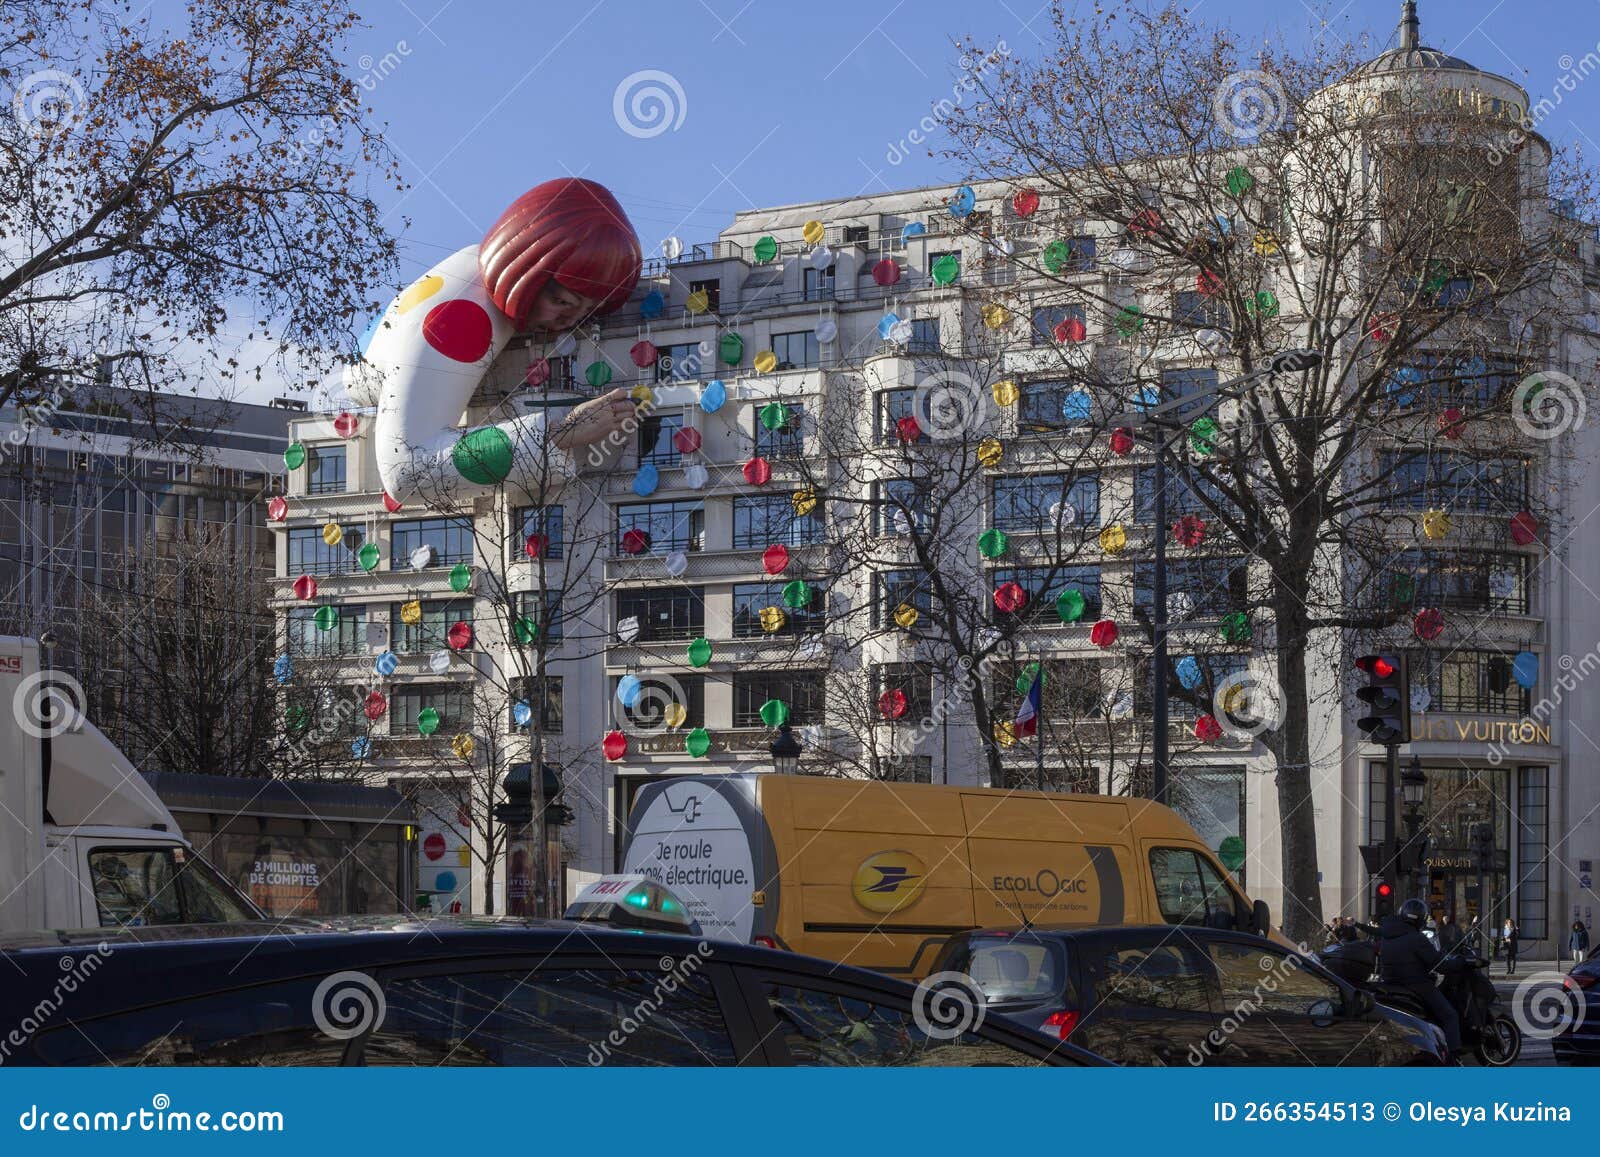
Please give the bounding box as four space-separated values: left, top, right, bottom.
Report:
851 850 927 914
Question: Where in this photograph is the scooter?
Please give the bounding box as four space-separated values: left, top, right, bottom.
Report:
1317 938 1521 1066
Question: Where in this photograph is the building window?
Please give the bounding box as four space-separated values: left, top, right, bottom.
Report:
1516 767 1548 942
992 473 1099 533
1380 452 1529 511
391 684 472 733
1409 650 1533 713
733 670 824 728
1172 291 1223 328
513 589 564 643
1133 558 1248 621
874 662 933 723
1382 354 1515 410
509 676 564 732
611 674 704 730
391 598 473 654
991 658 1104 722
803 266 835 302
1018 379 1091 431
908 318 941 354
616 500 704 554
1384 551 1529 615
732 581 825 636
874 569 933 629
511 505 565 561
391 517 474 567
875 388 928 443
305 445 346 495
1030 304 1085 346
286 604 368 658
688 278 721 314
615 587 704 642
874 477 932 536
733 494 822 549
842 224 870 245
638 413 685 467
1134 467 1232 522
654 343 703 382
771 330 819 369
546 355 576 389
754 402 806 459
991 565 1102 624
287 525 366 575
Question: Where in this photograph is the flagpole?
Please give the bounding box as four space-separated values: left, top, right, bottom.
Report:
1036 645 1046 791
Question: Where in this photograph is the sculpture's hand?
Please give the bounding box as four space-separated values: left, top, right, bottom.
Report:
550 388 638 452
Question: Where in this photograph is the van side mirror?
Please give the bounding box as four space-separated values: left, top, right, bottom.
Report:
1345 988 1376 1018
1250 899 1271 936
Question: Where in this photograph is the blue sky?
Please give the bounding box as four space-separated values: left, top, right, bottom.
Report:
346 0 1600 286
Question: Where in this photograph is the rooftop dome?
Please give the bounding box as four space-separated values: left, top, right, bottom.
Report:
1350 2 1478 77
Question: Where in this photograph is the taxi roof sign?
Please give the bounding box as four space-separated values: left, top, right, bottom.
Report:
564 874 701 936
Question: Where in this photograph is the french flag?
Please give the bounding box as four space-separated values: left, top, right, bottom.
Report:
1015 672 1042 737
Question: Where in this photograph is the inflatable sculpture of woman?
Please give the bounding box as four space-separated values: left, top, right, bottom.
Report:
349 178 642 505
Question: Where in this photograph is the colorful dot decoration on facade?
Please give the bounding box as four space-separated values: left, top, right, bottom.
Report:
991 379 1019 407
523 357 551 388
758 605 787 633
687 637 713 667
895 415 923 443
685 727 712 758
1011 187 1040 217
754 350 778 374
602 730 627 761
1055 588 1087 623
762 544 790 575
452 733 476 761
358 542 380 571
417 707 441 736
1422 508 1452 541
1413 607 1445 640
523 533 548 559
621 528 650 554
1509 511 1539 545
1090 619 1119 648
977 438 1004 468
759 698 790 727
364 691 387 721
449 563 473 593
977 528 1009 560
1172 515 1207 548
446 622 473 650
313 605 340 632
672 426 702 455
383 492 404 513
782 580 811 609
1054 316 1087 343
513 616 539 645
283 442 306 471
293 574 318 601
719 332 744 366
273 654 293 684
1110 428 1134 456
1175 656 1203 690
633 463 660 497
1219 611 1252 643
878 688 909 720
452 426 514 485
753 235 778 263
1438 408 1465 439
333 412 360 438
1193 714 1224 742
930 254 960 285
1189 417 1219 456
1098 524 1128 555
743 457 772 486
872 258 902 286
629 340 658 369
1224 166 1255 197
374 650 398 677
699 379 727 413
993 581 1027 613
893 602 920 630
792 489 819 517
267 495 288 521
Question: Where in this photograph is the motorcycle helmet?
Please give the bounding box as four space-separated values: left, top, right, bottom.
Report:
1399 898 1429 927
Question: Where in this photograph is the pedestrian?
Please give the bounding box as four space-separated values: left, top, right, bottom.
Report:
1570 921 1591 968
1502 916 1520 976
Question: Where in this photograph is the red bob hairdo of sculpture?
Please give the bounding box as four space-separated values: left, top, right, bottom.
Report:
478 178 642 327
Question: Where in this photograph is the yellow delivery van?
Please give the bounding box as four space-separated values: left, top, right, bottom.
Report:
620 773 1274 978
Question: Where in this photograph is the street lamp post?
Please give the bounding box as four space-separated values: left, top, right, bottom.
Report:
770 724 802 775
1400 755 1428 899
1113 349 1322 807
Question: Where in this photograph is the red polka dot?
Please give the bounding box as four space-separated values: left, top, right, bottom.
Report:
423 299 494 363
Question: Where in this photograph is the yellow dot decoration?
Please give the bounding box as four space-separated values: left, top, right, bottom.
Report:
792 489 818 517
993 720 1018 748
452 733 476 761
630 384 655 406
321 521 343 547
759 605 788 633
754 350 778 374
802 219 825 246
663 701 688 729
686 288 710 314
1253 229 1281 256
399 599 422 625
1423 508 1451 540
977 437 1004 468
1099 524 1129 555
893 602 920 630
991 379 1019 407
981 303 1011 330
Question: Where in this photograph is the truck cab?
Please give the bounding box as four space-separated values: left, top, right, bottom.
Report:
0 637 261 933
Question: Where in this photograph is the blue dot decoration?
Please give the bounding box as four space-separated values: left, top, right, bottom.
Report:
901 221 926 243
512 701 533 727
434 870 458 893
374 650 399 677
1387 365 1423 407
1512 651 1539 690
878 312 901 341
949 185 976 217
1061 390 1092 423
617 674 643 707
1133 385 1160 411
273 654 293 684
350 737 372 759
1176 656 1203 690
699 379 727 413
640 288 665 319
633 462 660 497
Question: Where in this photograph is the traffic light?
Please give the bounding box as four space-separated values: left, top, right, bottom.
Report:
1374 879 1395 916
1354 653 1410 744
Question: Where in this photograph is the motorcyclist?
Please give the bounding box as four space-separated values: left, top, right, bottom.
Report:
1379 898 1460 1060
1319 922 1379 985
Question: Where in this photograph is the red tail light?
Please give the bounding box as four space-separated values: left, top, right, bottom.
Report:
753 935 780 950
1568 973 1595 990
1042 1010 1079 1040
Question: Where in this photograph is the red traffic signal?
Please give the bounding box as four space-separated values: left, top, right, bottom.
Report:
1355 655 1396 679
1354 653 1410 745
1375 880 1394 899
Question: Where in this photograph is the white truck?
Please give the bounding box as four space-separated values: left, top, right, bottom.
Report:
0 636 261 933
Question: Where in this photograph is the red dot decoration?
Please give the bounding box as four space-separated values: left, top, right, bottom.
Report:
524 358 551 387
267 496 288 521
364 691 387 721
1194 714 1223 742
879 688 909 720
333 412 360 438
383 492 404 513
1128 208 1161 237
524 533 548 559
1090 619 1119 648
1012 187 1040 217
602 730 628 761
1172 515 1207 548
872 259 902 286
1110 428 1134 456
672 427 702 455
1196 269 1224 298
895 416 923 443
1438 407 1465 439
630 340 659 369
422 298 494 363
447 621 474 650
621 528 651 554
742 457 772 486
1055 317 1087 343
762 544 790 575
1509 511 1539 546
293 575 317 601
994 582 1028 613
1368 313 1395 343
1413 607 1445 641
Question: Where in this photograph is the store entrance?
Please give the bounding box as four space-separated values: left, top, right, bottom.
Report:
1425 868 1505 942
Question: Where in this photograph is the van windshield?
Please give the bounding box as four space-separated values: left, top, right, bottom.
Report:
942 936 1069 1007
1149 847 1245 930
89 846 259 927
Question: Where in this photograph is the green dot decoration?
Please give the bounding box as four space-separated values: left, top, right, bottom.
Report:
687 637 713 667
452 426 514 485
977 528 1009 560
1219 611 1253 643
513 616 539 645
753 235 778 263
930 253 960 285
759 402 789 431
1055 588 1087 623
781 580 811 610
1225 166 1254 197
417 707 441 736
686 727 711 757
358 542 380 572
449 563 472 592
283 442 306 470
313 605 340 632
584 360 613 388
759 698 790 728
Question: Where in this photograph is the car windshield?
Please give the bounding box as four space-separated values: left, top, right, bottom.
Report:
949 936 1067 1005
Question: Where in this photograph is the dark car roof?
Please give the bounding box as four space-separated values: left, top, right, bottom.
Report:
960 924 1265 941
